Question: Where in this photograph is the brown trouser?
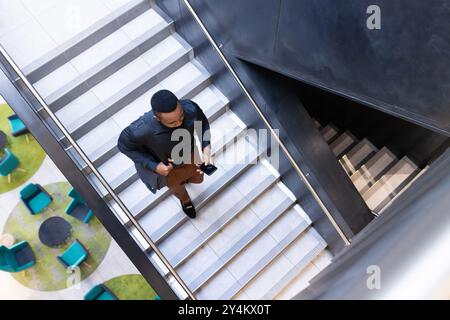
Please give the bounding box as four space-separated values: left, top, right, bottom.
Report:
167 153 204 203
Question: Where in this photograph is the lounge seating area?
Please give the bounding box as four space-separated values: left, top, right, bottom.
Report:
3 181 112 291
0 240 36 273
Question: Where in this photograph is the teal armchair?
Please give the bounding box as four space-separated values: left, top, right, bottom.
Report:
57 239 89 270
20 183 53 215
0 241 36 273
65 188 94 224
8 115 29 137
0 148 20 183
84 284 118 300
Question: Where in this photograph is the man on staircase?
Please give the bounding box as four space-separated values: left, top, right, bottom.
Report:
118 90 212 219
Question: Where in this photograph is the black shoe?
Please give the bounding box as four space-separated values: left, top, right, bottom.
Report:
181 201 196 219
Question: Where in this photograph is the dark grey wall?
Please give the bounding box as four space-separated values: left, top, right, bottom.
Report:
183 0 450 137
296 79 450 168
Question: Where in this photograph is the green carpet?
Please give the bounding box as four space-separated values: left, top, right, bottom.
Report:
0 104 46 194
104 274 160 300
2 182 112 291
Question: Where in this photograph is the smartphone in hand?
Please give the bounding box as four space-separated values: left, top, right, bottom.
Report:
199 163 217 176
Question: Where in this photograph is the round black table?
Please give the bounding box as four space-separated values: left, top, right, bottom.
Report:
39 217 72 248
0 130 7 150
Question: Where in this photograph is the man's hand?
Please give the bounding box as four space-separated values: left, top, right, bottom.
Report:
202 145 213 165
195 146 213 174
155 159 174 176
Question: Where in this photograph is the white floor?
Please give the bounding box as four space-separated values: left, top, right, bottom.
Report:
0 153 139 300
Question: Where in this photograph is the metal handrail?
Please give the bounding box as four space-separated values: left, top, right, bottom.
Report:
182 0 351 246
0 45 196 300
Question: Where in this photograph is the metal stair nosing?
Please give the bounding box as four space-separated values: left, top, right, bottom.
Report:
46 20 175 114
122 122 247 225
166 174 279 271
147 150 264 249
189 197 297 294
146 174 278 277
24 0 152 83
261 241 326 300
218 220 311 300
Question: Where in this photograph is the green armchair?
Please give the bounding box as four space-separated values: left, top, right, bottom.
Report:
84 284 118 300
65 188 94 224
0 241 36 273
20 183 53 215
0 148 20 183
57 239 89 270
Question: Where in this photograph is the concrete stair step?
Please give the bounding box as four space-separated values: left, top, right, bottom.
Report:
376 165 429 215
60 34 193 138
350 146 397 194
145 143 264 248
362 156 418 212
330 130 358 158
158 161 280 271
320 123 340 143
42 18 174 112
246 225 327 300
339 138 378 176
189 196 296 293
217 213 312 299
